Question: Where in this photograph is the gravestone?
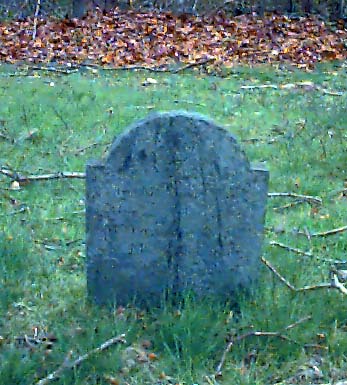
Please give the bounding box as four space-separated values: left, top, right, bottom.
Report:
86 111 268 306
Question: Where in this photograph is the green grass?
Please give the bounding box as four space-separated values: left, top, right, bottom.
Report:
0 62 347 384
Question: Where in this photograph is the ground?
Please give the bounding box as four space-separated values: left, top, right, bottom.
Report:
0 33 347 385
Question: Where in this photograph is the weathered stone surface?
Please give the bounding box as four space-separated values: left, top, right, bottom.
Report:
86 111 268 306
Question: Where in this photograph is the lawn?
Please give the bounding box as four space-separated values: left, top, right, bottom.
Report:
0 62 347 385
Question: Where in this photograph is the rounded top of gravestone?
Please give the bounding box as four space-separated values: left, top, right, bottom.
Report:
106 111 250 170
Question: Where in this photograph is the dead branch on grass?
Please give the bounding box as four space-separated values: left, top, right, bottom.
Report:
241 84 278 90
297 225 347 238
261 256 347 295
0 168 85 182
79 63 171 72
318 88 344 96
273 200 305 211
52 106 71 131
73 141 110 155
172 58 215 73
274 373 347 385
2 205 29 216
215 316 311 377
36 334 126 385
25 58 215 75
99 59 214 73
268 192 322 205
29 65 79 75
240 82 344 96
269 241 346 264
93 58 215 73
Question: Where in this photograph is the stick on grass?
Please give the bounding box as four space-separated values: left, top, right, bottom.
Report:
215 316 311 377
0 168 85 182
36 334 126 385
270 241 346 264
268 192 322 205
261 257 347 295
305 225 347 238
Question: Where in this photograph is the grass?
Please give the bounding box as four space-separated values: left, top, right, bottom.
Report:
0 61 346 385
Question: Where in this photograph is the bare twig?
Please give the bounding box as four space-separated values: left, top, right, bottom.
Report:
284 315 312 331
261 256 347 295
172 58 215 73
15 333 57 349
79 63 171 72
215 316 311 376
52 106 70 131
73 141 110 155
34 238 83 250
300 225 347 238
241 84 278 90
261 256 296 290
330 274 347 295
97 58 215 74
273 375 344 385
270 241 314 258
0 168 85 182
77 59 215 74
36 334 126 385
303 343 328 351
273 378 344 385
269 241 345 264
3 205 29 216
240 82 344 96
29 65 79 75
318 87 344 96
268 192 322 205
273 200 306 211
32 0 41 41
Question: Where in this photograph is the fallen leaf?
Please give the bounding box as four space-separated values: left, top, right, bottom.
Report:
10 181 21 190
104 375 120 385
0 12 346 69
148 352 157 361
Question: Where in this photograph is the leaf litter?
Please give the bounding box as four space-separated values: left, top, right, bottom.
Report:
0 9 346 69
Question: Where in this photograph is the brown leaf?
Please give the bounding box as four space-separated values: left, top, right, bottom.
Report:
0 11 346 68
